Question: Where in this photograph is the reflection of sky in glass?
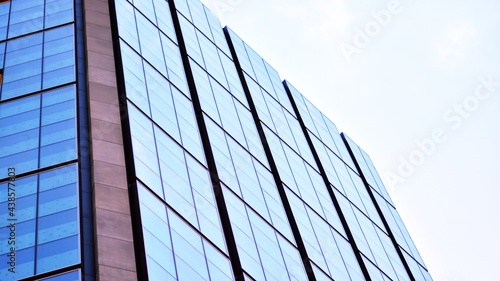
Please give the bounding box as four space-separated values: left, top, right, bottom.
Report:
200 0 500 280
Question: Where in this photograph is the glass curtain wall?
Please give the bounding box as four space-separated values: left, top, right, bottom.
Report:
0 0 84 280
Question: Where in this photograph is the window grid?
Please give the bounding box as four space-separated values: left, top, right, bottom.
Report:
110 0 433 280
127 101 228 253
0 2 86 280
286 81 356 169
116 0 189 96
172 5 313 279
0 23 75 101
284 79 420 280
225 28 371 281
344 134 428 271
0 164 80 280
0 84 77 178
191 58 268 167
242 71 318 171
204 115 295 243
179 13 248 108
138 183 235 281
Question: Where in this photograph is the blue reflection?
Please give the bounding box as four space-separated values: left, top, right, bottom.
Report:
0 165 79 280
0 85 76 178
39 270 80 281
0 24 75 101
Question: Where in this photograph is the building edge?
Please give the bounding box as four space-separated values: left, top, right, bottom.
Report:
341 133 417 280
282 81 373 281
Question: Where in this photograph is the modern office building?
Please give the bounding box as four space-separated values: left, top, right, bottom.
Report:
0 0 432 280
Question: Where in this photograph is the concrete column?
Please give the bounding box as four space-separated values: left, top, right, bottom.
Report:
83 0 137 280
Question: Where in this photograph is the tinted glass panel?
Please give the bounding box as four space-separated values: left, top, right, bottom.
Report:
0 164 79 280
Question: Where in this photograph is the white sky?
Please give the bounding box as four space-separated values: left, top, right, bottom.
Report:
200 0 500 280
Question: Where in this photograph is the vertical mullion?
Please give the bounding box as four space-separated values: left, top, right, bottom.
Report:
0 0 11 97
341 133 416 281
166 1 244 280
34 71 44 276
282 82 373 281
74 0 94 278
223 27 317 281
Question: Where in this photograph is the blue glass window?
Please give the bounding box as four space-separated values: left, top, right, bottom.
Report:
115 0 140 51
45 0 74 28
161 34 189 95
42 25 75 89
39 270 80 281
0 85 76 178
36 165 79 274
132 0 155 23
116 1 188 95
136 11 166 76
2 32 43 99
0 94 40 177
145 63 181 141
138 183 233 281
0 2 9 40
1 25 75 101
128 100 226 250
8 0 44 38
5 0 73 39
128 103 162 192
288 83 357 168
0 42 5 68
223 184 306 281
121 42 149 114
152 0 177 42
0 164 79 280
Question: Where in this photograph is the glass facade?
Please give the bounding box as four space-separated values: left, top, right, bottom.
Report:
112 0 431 280
0 0 89 280
0 0 431 280
342 134 432 281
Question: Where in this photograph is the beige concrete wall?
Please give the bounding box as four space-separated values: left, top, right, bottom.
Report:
83 0 138 280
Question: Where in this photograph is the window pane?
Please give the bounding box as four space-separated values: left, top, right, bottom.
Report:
0 164 79 280
8 0 44 38
45 0 74 28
